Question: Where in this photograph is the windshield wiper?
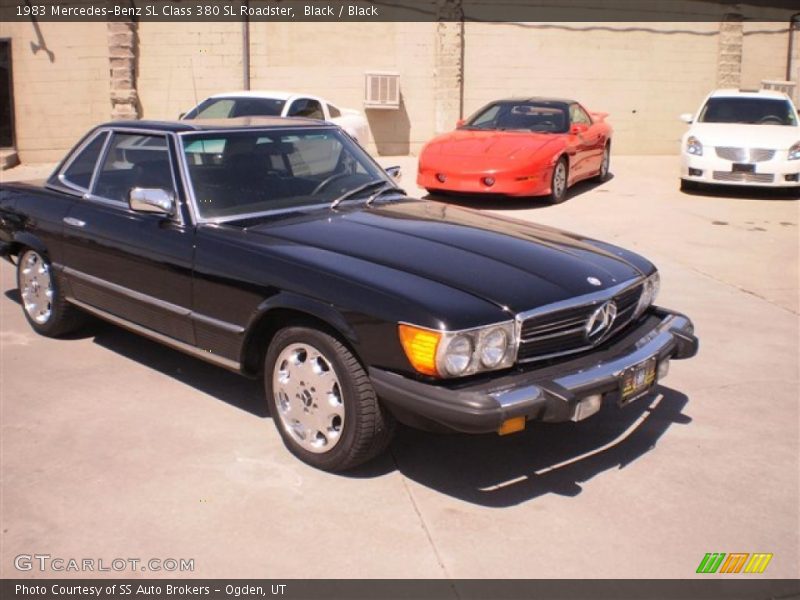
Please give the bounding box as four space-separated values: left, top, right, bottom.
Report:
330 179 402 209
365 181 406 207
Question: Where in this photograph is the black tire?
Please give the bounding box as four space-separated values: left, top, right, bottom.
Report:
547 157 569 204
264 325 395 471
593 144 611 182
16 248 84 337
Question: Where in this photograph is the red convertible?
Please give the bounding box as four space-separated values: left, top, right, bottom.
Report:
417 98 612 203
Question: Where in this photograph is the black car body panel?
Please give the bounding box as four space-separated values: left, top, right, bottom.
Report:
1 119 698 437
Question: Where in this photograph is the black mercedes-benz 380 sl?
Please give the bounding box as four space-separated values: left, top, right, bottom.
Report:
0 118 698 471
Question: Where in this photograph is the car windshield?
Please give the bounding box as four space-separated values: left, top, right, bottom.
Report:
698 97 798 126
463 101 569 133
181 128 390 220
185 97 287 119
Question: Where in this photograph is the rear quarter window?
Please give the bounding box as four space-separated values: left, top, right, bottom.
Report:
60 132 108 190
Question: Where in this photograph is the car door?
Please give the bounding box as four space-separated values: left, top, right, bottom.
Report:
570 103 604 178
61 130 196 344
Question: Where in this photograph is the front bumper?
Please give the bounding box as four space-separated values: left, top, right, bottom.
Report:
681 152 800 188
417 165 552 196
371 308 698 434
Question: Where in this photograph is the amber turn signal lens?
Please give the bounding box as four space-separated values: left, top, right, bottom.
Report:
497 416 526 436
398 324 441 377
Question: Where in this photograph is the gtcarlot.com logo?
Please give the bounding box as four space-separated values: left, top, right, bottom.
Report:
14 554 195 573
696 552 772 574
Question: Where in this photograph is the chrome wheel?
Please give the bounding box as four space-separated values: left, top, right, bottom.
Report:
19 251 54 325
272 343 345 453
553 161 567 198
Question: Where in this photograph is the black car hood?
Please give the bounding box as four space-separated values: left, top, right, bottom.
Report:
238 200 650 314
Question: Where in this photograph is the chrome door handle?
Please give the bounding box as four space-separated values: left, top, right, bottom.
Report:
63 217 86 228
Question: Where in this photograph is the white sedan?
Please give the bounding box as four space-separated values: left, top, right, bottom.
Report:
679 89 800 191
182 91 370 145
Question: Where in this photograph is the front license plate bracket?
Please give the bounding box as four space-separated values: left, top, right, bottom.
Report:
619 357 657 406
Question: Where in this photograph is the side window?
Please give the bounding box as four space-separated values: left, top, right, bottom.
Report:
61 132 108 190
471 104 501 127
327 104 342 118
570 104 592 125
288 98 325 120
92 133 174 204
193 99 235 119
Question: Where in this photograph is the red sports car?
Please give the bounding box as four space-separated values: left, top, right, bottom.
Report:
417 98 612 203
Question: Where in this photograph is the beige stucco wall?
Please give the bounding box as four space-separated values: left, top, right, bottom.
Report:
741 22 793 96
136 22 244 122
248 21 437 155
0 22 109 162
0 19 795 163
463 22 721 155
136 21 437 156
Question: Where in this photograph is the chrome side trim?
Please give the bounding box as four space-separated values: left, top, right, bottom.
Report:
62 266 246 334
192 311 247 334
64 266 191 317
65 297 242 373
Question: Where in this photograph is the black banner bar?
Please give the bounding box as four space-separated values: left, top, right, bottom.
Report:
2 579 800 600
1 0 799 22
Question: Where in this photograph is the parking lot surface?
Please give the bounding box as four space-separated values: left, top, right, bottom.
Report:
1 155 798 579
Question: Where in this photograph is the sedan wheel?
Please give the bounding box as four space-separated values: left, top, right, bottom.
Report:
16 249 84 337
595 145 611 181
273 342 345 453
19 250 54 325
547 158 569 204
265 326 395 471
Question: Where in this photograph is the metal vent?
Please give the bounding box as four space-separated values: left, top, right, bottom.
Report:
364 72 400 110
712 171 775 183
715 147 775 162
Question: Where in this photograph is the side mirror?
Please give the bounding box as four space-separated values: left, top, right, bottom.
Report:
680 113 693 124
129 187 175 216
178 112 186 120
570 123 589 135
456 118 465 128
385 166 402 181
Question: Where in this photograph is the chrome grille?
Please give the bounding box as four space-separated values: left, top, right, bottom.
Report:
714 147 775 162
750 148 775 162
517 282 643 362
712 171 775 183
715 147 746 161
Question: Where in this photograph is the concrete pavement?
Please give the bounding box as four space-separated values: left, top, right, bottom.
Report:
1 155 798 579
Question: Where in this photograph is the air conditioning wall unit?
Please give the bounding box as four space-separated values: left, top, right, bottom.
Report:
364 71 400 110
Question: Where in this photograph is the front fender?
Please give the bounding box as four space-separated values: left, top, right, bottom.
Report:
251 291 359 344
238 291 364 376
12 231 48 256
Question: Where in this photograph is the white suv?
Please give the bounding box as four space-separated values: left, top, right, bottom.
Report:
679 89 800 191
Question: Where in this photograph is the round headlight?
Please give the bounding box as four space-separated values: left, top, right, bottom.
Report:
480 328 508 368
443 335 473 375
